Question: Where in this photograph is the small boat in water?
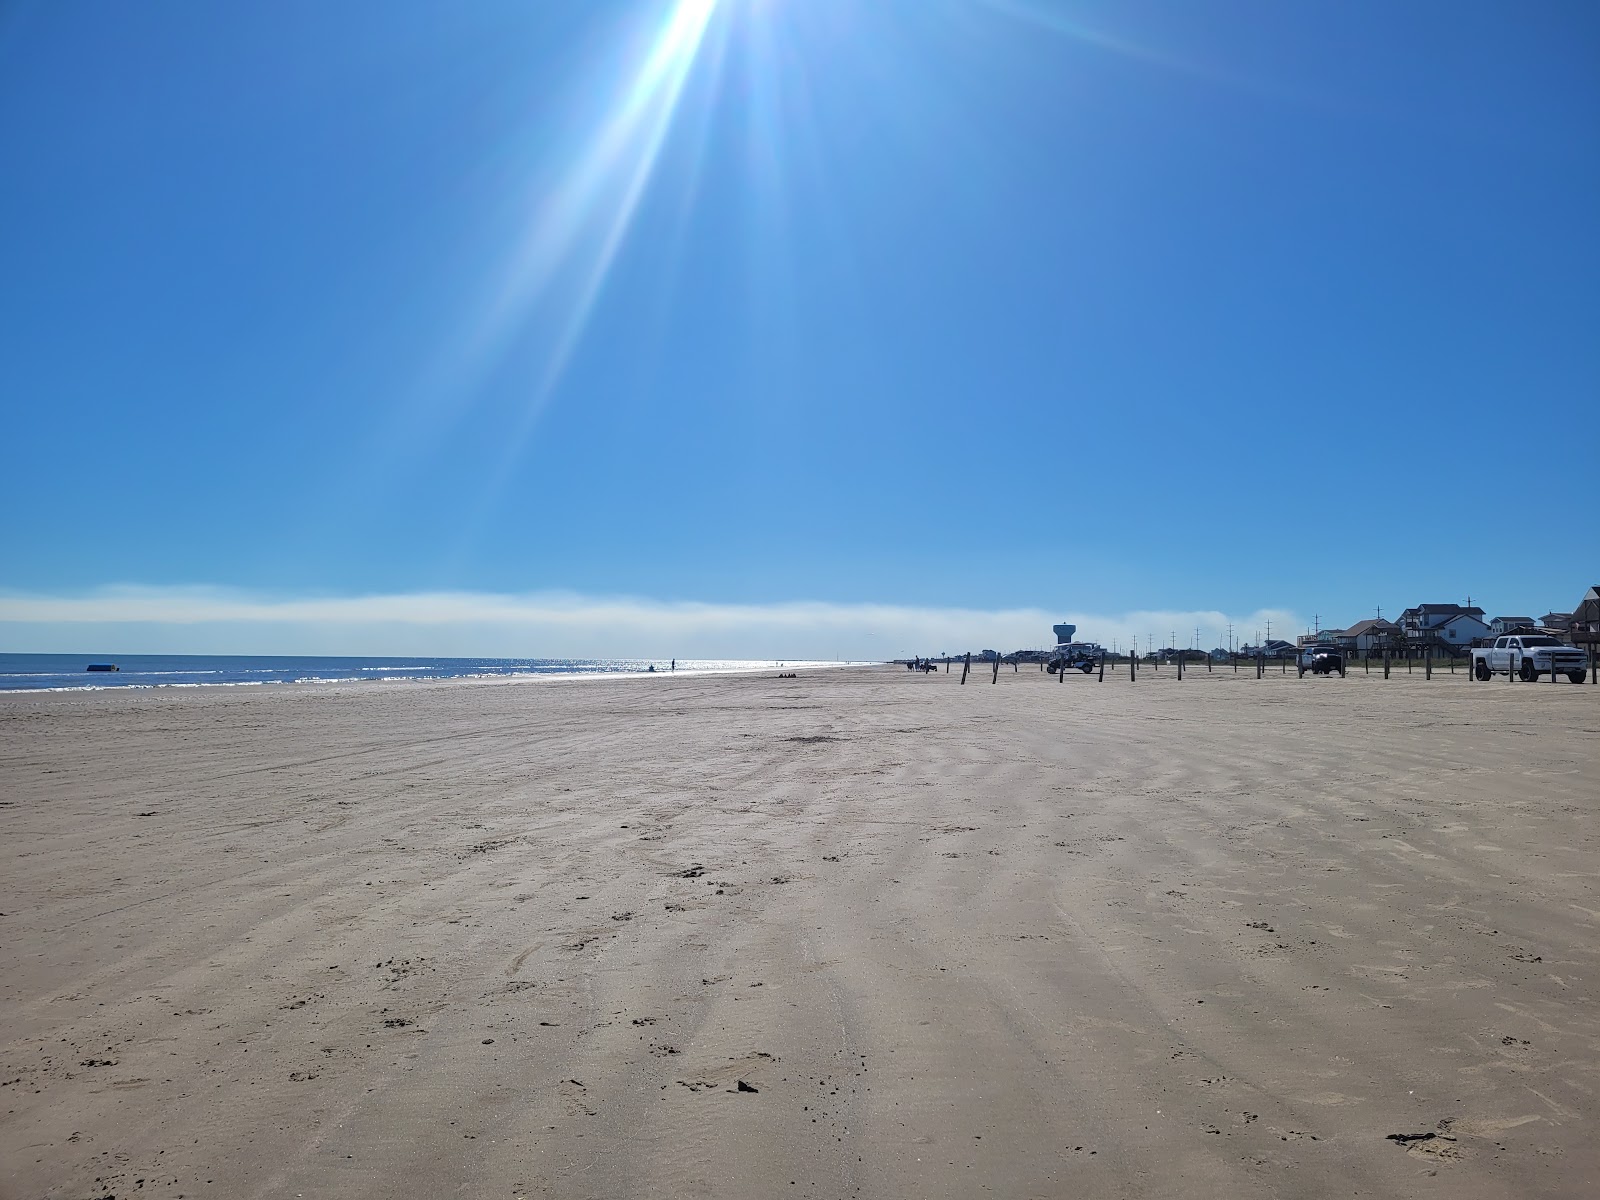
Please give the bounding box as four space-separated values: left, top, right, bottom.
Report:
86 663 120 672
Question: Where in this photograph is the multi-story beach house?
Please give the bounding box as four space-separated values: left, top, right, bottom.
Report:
1490 615 1539 636
1541 610 1574 634
1566 587 1600 646
1397 603 1489 654
1334 618 1402 654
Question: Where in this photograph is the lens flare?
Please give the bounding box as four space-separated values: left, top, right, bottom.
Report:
399 0 725 551
490 0 719 406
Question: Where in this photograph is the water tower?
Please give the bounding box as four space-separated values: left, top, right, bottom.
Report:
1053 623 1077 646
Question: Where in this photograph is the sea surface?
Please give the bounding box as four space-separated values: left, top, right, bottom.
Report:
0 654 852 692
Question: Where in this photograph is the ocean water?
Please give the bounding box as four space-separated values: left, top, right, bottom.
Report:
0 654 852 693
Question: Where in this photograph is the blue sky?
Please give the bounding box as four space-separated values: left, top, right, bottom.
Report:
2 0 1596 657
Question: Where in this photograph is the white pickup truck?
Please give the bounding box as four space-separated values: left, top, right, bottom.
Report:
1472 635 1588 683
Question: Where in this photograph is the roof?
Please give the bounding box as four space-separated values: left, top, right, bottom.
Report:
1491 616 1537 626
1401 603 1486 618
1342 618 1398 637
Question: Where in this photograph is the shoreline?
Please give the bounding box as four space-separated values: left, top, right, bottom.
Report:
0 657 877 697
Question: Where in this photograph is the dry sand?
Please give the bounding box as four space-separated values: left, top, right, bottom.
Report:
2 664 1597 1199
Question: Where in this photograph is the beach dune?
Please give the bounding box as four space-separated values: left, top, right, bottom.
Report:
1 666 1596 1198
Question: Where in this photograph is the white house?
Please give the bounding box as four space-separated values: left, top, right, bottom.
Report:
1397 603 1490 651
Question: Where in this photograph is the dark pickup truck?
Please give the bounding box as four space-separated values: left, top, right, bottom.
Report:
1297 646 1345 677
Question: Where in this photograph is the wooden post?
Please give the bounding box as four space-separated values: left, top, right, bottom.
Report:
1098 652 1106 683
1591 641 1597 685
1383 649 1390 679
992 654 1000 685
1131 652 1137 682
1058 656 1065 684
1178 652 1183 680
1425 646 1432 680
1281 654 1286 675
1256 652 1263 679
960 653 970 685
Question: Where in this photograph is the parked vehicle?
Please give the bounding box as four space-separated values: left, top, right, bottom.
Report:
1047 651 1097 675
1471 635 1587 683
1298 646 1345 677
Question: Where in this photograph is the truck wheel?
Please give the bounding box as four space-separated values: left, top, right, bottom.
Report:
1569 671 1587 684
1519 659 1537 682
1080 663 1093 674
1474 660 1491 681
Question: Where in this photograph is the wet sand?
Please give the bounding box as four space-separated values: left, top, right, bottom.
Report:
2 665 1597 1198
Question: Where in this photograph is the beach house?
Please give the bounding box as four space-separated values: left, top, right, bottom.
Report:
1541 610 1574 634
1397 603 1489 654
1567 586 1600 646
1490 615 1538 636
1335 618 1402 654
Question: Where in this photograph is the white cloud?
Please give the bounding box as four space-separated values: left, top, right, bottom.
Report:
0 585 1306 659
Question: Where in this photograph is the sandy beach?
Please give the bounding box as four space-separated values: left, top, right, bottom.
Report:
2 665 1597 1199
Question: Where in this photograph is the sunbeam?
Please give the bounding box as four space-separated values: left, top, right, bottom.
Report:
973 0 1185 69
488 0 719 414
428 0 724 557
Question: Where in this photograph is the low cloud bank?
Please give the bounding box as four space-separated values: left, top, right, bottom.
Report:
0 586 1305 660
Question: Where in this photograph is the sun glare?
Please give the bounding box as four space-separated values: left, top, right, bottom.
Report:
488 0 720 395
